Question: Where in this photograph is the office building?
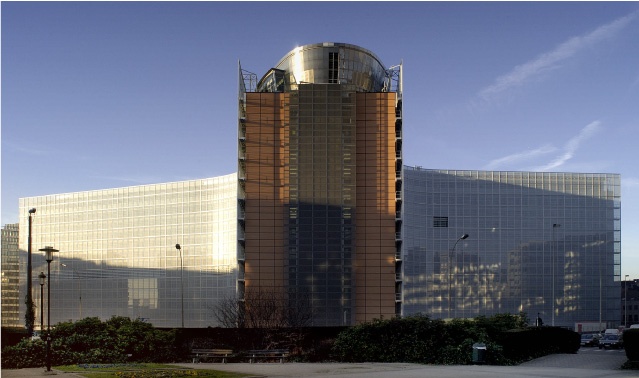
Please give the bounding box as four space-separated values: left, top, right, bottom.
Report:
237 42 403 326
623 279 638 327
10 43 624 329
402 168 621 328
17 175 237 328
1 223 21 328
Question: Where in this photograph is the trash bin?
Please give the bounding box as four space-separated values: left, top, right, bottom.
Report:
472 343 486 364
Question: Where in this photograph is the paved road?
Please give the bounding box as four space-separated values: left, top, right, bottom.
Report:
1 348 635 378
178 348 635 378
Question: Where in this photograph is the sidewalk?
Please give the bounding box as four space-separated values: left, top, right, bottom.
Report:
173 360 636 378
1 350 634 378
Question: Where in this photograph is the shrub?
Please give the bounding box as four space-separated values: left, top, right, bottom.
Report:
498 326 579 363
0 338 46 369
333 314 504 364
624 328 639 362
331 312 537 365
0 316 180 369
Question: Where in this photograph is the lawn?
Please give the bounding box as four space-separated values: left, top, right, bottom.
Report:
55 363 250 378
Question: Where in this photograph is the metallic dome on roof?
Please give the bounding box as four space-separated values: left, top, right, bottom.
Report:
257 42 388 92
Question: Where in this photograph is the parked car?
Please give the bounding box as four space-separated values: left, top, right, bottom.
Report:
598 334 623 349
580 333 600 347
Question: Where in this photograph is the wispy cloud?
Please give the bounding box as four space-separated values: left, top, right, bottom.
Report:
532 121 602 171
2 140 51 156
623 177 639 188
484 121 602 171
483 144 556 170
478 11 639 101
89 175 161 185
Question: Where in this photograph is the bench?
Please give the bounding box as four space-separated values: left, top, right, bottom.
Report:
190 348 234 363
247 349 289 363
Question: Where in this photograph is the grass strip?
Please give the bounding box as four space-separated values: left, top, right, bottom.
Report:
55 363 250 378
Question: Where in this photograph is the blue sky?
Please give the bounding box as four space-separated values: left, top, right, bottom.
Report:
2 2 638 279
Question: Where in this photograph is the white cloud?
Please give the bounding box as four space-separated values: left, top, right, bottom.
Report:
623 177 639 188
532 121 601 171
479 11 638 101
88 175 161 185
484 121 602 171
483 144 556 170
2 140 51 156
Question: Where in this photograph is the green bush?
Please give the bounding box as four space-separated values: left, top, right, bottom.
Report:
624 328 639 362
331 313 525 365
1 316 181 369
0 337 47 369
331 312 557 365
476 326 579 363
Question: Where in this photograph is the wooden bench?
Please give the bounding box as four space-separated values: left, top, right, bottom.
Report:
190 348 234 363
247 349 289 363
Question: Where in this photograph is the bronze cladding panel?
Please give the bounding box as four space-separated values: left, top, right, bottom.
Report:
354 93 397 323
243 93 288 291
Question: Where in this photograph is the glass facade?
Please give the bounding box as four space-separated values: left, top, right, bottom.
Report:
402 167 622 328
287 84 357 325
18 175 237 328
1 223 21 328
240 42 402 326
258 42 388 93
6 42 623 331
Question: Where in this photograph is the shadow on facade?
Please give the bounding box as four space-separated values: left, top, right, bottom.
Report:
402 169 620 328
19 254 235 329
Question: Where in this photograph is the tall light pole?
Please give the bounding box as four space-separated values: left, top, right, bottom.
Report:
38 272 46 332
40 246 58 372
176 244 184 328
625 274 629 328
599 245 603 334
448 234 469 318
552 223 560 326
26 208 36 335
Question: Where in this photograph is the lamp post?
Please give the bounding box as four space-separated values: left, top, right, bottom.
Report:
26 208 36 335
39 272 46 333
40 246 58 372
176 244 184 328
625 274 629 328
552 223 560 326
599 244 603 334
448 234 469 318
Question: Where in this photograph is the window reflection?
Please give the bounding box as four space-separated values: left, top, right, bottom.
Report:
19 175 238 328
402 168 621 327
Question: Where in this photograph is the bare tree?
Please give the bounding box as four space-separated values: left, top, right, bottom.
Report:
212 294 243 328
212 287 314 329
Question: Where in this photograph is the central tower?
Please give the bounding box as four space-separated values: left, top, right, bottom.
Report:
238 43 403 326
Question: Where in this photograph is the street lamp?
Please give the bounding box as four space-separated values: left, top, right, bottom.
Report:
39 246 58 372
176 244 184 328
38 272 46 333
26 208 36 335
448 234 469 318
552 223 561 327
625 274 629 328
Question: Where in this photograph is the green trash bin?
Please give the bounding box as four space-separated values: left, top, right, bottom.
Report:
472 343 486 364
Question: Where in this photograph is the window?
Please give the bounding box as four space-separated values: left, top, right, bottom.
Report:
329 52 339 83
434 216 448 228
